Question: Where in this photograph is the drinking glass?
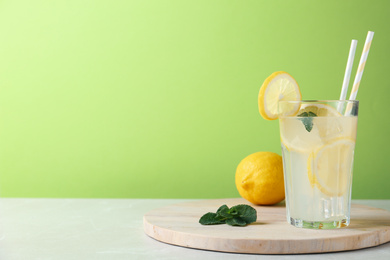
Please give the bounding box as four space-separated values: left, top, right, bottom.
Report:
278 100 359 229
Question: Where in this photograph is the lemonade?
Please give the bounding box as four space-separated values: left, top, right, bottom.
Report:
257 71 362 229
279 101 358 228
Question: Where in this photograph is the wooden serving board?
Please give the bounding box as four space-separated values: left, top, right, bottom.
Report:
143 198 390 254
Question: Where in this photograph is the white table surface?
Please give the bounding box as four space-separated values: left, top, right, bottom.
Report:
0 198 389 260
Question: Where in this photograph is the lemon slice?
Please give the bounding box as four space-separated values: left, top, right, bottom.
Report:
300 103 344 140
307 138 355 196
258 71 301 120
280 104 344 152
298 103 341 117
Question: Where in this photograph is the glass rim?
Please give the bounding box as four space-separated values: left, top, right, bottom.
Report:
278 100 359 104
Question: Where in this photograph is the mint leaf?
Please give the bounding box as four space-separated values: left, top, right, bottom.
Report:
298 112 308 117
230 204 257 224
199 204 257 226
300 117 314 132
199 212 225 225
298 112 317 132
216 205 232 218
226 217 247 226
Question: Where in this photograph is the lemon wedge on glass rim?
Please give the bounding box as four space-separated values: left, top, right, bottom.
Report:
258 71 302 120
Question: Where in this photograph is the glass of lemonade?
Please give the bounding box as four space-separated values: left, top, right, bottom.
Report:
278 100 359 229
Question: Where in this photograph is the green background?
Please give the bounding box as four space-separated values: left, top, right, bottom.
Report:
0 0 389 199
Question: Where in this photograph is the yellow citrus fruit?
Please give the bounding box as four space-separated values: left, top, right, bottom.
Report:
235 152 285 205
307 138 355 196
258 71 301 120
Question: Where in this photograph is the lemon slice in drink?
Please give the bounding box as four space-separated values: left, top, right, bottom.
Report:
300 103 343 140
298 103 341 117
307 138 355 196
258 71 301 120
280 104 343 152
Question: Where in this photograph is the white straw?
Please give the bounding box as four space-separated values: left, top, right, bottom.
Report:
349 31 375 100
338 39 357 113
345 31 374 115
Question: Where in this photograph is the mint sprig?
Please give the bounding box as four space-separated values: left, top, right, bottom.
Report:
199 204 257 226
298 111 317 132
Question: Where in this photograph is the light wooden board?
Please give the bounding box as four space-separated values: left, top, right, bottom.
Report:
143 198 390 254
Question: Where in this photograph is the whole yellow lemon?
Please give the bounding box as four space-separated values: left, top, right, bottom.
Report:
235 152 285 205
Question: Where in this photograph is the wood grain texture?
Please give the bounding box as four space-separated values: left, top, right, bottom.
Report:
143 198 390 254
